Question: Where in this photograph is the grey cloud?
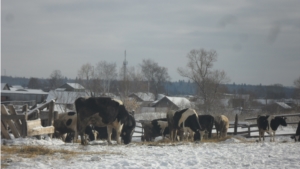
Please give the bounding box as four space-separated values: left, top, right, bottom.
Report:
218 15 237 28
267 24 281 44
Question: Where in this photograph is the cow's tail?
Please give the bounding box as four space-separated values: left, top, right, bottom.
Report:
74 97 83 133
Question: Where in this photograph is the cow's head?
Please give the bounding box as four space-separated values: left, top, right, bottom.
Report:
120 115 136 144
193 129 207 141
277 116 287 126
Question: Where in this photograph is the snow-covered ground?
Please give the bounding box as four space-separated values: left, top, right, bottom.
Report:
2 130 300 169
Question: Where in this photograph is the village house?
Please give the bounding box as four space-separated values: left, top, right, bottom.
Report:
46 83 87 113
152 96 193 112
1 83 48 106
56 83 85 92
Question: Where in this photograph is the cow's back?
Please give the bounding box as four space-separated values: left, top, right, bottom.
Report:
198 115 214 129
257 115 269 131
75 97 119 124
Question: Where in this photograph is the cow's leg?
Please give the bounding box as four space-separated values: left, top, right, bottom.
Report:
170 129 174 141
173 129 178 142
74 130 78 143
107 126 113 145
208 129 212 139
172 129 177 141
272 131 275 142
109 120 123 144
79 132 86 145
61 133 67 142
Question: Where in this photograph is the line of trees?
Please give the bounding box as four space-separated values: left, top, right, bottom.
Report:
2 48 299 113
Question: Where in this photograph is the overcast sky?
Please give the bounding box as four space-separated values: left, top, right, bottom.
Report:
1 0 300 86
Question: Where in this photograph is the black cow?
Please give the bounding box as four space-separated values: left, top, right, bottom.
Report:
198 115 214 139
75 97 136 145
257 115 287 142
291 121 300 142
141 118 169 142
172 108 205 142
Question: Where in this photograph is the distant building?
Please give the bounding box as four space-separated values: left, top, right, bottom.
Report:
57 83 85 92
1 83 48 106
152 96 193 111
46 89 88 113
262 101 293 113
1 83 10 90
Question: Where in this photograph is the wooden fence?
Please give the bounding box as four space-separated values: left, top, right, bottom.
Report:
240 113 300 138
1 100 57 139
133 113 300 140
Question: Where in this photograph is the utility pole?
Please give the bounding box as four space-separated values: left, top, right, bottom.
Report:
123 50 128 97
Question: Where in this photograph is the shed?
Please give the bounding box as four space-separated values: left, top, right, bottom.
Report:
58 83 85 92
152 96 192 111
46 90 88 113
128 92 155 102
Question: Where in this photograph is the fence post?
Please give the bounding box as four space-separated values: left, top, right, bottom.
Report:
247 125 251 138
21 111 28 137
234 114 238 135
48 100 55 126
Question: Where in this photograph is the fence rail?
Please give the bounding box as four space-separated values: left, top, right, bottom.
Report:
1 100 57 139
132 113 299 140
232 113 300 138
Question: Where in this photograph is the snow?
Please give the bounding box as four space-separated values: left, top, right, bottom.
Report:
2 133 300 169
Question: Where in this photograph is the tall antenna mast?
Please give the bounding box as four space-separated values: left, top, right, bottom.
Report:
123 50 128 81
123 50 128 96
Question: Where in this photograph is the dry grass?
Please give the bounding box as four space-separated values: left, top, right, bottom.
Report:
132 135 251 147
1 145 123 168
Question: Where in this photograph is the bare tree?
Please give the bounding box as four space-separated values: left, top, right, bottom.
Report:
140 59 170 100
95 61 117 95
119 65 148 96
27 77 42 89
77 63 103 96
294 76 300 89
48 70 64 90
294 76 300 103
178 49 230 113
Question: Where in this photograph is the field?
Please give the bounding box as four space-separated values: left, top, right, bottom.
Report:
1 130 300 169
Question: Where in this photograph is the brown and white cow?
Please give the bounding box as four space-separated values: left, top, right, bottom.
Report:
75 97 136 145
214 115 229 138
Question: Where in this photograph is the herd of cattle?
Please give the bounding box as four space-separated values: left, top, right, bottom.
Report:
52 97 300 145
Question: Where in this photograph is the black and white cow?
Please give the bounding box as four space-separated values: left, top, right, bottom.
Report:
291 121 300 142
172 108 205 142
53 111 78 142
257 115 287 142
141 118 169 142
214 115 229 138
85 125 118 141
75 97 136 145
167 110 177 141
198 115 214 139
